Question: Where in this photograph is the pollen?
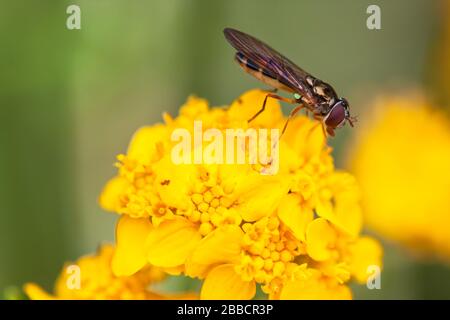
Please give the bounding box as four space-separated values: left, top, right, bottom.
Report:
264 259 274 271
191 193 203 205
199 222 213 236
271 251 280 261
253 256 265 270
203 191 213 203
200 212 210 223
190 210 201 222
210 198 220 208
211 212 225 226
280 250 292 262
273 261 285 277
236 215 302 289
197 202 209 213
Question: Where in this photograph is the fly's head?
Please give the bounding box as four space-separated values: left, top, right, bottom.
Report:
322 98 355 137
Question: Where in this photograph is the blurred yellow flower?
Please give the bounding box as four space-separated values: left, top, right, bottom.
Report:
430 1 450 107
24 244 196 300
350 96 450 260
100 89 382 299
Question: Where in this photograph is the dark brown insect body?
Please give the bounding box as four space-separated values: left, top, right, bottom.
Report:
224 28 355 136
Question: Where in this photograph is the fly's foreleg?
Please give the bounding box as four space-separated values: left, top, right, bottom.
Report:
311 114 328 138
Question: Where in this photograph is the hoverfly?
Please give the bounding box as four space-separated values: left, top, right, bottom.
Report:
224 28 355 137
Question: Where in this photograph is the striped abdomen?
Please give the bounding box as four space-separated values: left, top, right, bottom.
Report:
234 52 295 93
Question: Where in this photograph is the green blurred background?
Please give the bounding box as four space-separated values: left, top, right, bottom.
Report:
0 0 449 299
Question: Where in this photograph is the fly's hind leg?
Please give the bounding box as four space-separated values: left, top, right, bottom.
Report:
248 93 297 123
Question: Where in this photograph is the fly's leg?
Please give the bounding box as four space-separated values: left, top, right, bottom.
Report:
269 104 305 157
320 123 328 138
311 114 328 138
248 93 297 123
280 104 304 137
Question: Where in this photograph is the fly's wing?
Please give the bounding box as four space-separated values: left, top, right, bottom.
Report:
224 28 313 96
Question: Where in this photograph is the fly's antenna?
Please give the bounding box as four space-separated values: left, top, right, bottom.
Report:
348 115 358 127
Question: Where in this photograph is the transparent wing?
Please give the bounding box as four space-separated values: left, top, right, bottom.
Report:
224 28 313 95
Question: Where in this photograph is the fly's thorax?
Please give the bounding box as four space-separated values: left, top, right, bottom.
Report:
305 76 316 87
306 76 338 102
313 82 337 102
299 76 336 115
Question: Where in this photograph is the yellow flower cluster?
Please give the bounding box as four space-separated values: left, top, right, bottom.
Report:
350 96 450 260
100 89 382 299
24 244 196 300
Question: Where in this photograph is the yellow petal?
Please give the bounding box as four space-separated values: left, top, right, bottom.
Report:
127 124 168 163
163 292 199 300
235 174 289 221
306 218 337 261
290 171 316 202
98 176 128 212
278 141 303 173
200 264 256 300
280 273 352 300
282 116 326 160
163 265 185 276
112 216 152 276
347 236 383 284
153 156 197 210
179 95 209 119
316 172 362 238
186 225 243 278
277 194 313 242
24 283 55 300
146 218 202 268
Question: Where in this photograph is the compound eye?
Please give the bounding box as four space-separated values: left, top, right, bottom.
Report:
324 102 346 128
